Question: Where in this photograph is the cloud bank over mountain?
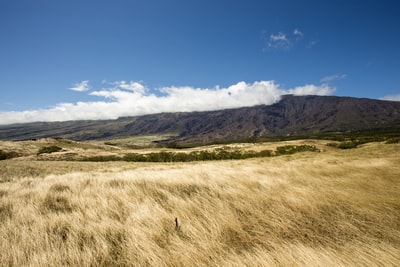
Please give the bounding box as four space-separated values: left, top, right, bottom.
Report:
0 81 335 125
380 94 400 101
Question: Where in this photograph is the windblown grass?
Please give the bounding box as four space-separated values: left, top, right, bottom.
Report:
0 142 399 266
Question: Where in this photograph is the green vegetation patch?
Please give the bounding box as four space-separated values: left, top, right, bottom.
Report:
122 148 271 162
80 155 122 162
37 145 63 155
0 150 20 160
275 145 320 155
79 145 319 162
386 137 400 144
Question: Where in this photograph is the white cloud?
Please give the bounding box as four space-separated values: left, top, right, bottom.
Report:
380 94 400 101
268 32 291 50
111 80 147 94
264 28 305 51
270 32 287 42
69 80 90 92
289 84 335 96
294 28 303 38
0 81 335 125
320 74 347 83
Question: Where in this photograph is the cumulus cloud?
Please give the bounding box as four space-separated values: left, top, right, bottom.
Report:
69 80 90 92
0 81 335 125
111 80 146 94
380 94 400 101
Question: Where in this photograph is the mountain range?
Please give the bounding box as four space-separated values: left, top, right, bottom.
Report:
1 95 400 144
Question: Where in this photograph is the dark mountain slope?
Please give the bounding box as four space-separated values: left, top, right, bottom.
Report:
170 95 400 143
1 95 399 143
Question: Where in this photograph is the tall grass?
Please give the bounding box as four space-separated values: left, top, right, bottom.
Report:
0 143 399 266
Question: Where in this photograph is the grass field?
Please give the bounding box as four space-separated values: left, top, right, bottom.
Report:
0 141 399 266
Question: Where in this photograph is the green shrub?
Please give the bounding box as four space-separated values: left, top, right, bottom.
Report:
79 145 317 162
336 141 360 149
172 152 195 162
257 149 273 157
81 155 122 162
37 145 63 155
275 145 320 155
0 150 20 160
328 140 365 149
386 137 400 144
123 153 147 162
104 141 117 146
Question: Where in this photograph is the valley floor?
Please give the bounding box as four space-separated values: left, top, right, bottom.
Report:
0 142 399 266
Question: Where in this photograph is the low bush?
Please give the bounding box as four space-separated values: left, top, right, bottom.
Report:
328 140 367 149
81 155 122 162
336 141 361 149
37 146 63 155
275 145 320 155
0 150 20 160
326 133 400 148
258 149 273 157
123 153 147 162
386 137 400 144
82 146 314 163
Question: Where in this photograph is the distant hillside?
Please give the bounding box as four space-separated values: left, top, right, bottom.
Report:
1 95 400 144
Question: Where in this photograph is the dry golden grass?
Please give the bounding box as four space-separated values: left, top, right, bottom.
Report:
0 142 399 266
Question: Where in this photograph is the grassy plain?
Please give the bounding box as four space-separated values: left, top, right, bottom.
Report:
0 140 399 266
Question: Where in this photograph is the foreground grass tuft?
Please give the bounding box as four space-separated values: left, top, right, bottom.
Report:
41 193 74 213
0 202 13 222
49 183 72 193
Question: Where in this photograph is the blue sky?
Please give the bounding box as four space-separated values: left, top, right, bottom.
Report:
0 0 399 124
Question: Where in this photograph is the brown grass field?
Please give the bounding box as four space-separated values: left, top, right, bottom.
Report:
0 140 399 266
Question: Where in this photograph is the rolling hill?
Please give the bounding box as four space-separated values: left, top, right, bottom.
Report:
1 95 399 144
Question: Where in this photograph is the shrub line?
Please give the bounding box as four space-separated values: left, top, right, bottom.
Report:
79 145 320 163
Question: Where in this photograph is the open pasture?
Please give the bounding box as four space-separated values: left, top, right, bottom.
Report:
0 141 399 266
